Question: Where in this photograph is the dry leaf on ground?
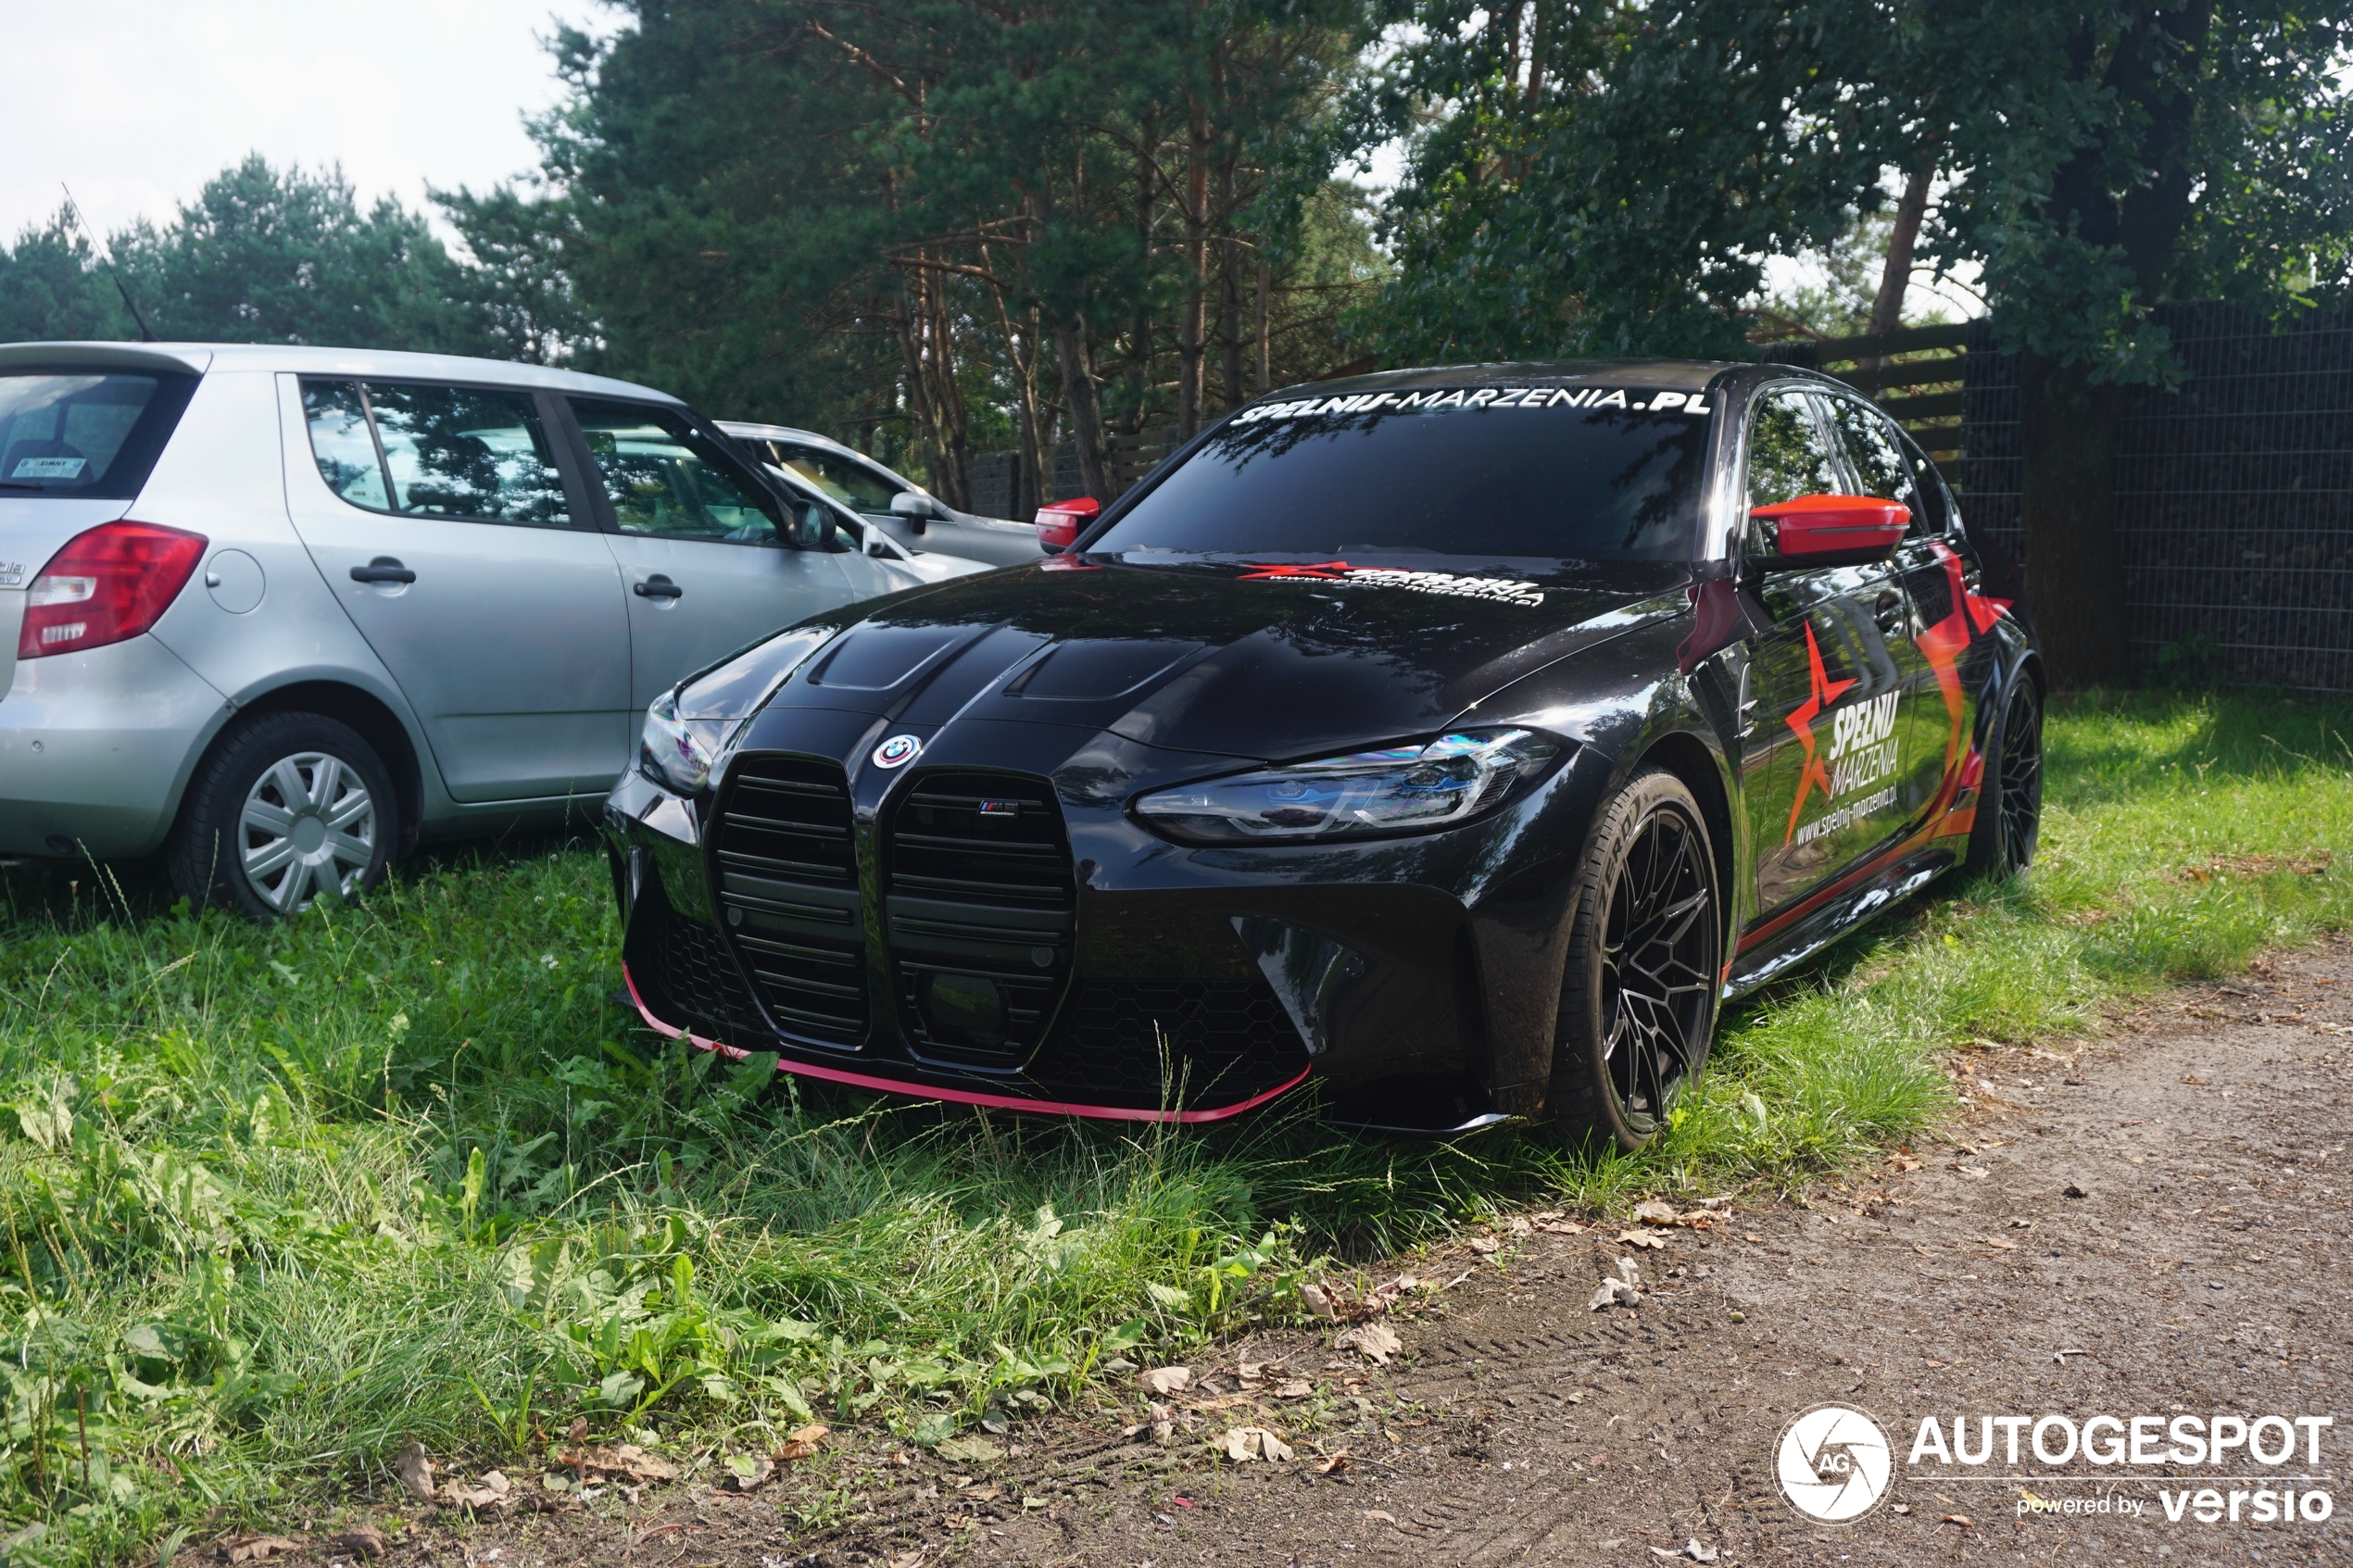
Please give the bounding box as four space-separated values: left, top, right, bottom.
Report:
393 1440 435 1501
326 1528 386 1562
1615 1228 1667 1249
575 1445 677 1485
1634 1198 1678 1226
1139 1365 1194 1396
1338 1322 1402 1364
1272 1378 1315 1399
1301 1282 1338 1320
1217 1425 1294 1462
1466 1236 1500 1255
221 1538 304 1565
724 1452 774 1491
936 1436 1004 1464
1315 1450 1350 1474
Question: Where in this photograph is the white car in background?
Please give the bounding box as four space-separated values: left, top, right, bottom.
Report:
719 421 1044 568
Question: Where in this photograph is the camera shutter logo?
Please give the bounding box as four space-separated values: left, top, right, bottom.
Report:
1776 1403 1894 1524
872 734 923 771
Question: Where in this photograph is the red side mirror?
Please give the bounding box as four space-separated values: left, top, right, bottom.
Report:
1036 496 1101 553
1750 494 1909 568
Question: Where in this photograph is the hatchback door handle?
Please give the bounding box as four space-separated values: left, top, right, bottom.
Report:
635 574 684 600
350 557 416 584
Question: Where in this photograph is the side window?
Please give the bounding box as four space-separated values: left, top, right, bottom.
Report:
572 399 783 544
1745 389 1843 511
298 379 570 525
1821 396 1931 535
777 444 900 513
365 383 571 525
301 381 388 508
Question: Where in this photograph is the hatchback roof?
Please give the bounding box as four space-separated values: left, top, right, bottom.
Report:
0 341 681 404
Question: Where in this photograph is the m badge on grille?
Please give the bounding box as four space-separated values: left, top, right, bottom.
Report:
978 799 1020 817
872 734 923 770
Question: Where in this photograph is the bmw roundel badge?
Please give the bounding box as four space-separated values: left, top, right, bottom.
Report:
872 734 923 770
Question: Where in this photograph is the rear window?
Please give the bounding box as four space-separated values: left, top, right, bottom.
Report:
0 370 198 499
1088 383 1715 566
765 442 901 513
299 379 573 527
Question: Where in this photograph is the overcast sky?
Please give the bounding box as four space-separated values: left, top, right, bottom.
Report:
1 1 603 245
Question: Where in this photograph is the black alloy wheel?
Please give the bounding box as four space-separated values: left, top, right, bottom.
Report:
1551 767 1722 1151
1966 674 2043 879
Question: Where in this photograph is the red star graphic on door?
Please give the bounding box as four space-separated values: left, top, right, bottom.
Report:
1783 621 1857 846
1914 540 2013 809
1237 561 1351 580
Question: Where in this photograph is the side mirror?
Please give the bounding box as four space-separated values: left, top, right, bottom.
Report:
1749 494 1909 570
888 491 935 533
1036 495 1101 554
782 503 835 551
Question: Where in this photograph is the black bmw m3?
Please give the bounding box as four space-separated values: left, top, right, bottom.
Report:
603 361 2041 1145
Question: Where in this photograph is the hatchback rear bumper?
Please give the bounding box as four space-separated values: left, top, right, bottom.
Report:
0 634 226 857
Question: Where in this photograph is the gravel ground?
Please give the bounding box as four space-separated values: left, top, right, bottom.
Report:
313 939 2352 1568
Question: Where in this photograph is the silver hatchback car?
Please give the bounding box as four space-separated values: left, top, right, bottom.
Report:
0 342 982 917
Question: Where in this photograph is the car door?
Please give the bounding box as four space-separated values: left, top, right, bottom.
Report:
283 375 634 802
1738 386 1917 918
1818 394 1956 826
566 398 857 711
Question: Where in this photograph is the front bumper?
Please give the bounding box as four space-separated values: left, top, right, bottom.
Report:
0 634 227 858
603 723 1613 1128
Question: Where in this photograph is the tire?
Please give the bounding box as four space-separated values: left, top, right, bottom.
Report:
1549 767 1723 1151
1965 673 2043 880
169 711 397 919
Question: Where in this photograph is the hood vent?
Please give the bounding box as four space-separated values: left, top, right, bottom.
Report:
882 771 1076 1068
711 755 868 1047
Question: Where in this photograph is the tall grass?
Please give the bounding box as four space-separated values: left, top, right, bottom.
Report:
0 691 2344 1560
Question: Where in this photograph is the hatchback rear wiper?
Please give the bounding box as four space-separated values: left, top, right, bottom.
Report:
0 480 47 490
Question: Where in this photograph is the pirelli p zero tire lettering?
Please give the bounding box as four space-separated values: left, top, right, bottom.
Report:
1550 766 1723 1152
169 711 397 921
1965 672 2043 880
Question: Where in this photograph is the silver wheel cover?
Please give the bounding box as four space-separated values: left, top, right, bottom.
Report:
238 751 376 912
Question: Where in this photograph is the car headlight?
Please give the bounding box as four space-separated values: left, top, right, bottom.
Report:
639 689 730 794
1134 728 1562 844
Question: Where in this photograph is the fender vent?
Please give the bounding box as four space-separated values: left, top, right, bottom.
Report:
882 771 1075 1067
712 755 867 1046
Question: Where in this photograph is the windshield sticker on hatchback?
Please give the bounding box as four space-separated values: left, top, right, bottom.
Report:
10 457 86 480
1238 560 1545 607
1232 386 1712 423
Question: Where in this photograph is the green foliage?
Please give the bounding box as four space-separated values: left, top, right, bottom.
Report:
0 157 490 353
1353 1 2353 377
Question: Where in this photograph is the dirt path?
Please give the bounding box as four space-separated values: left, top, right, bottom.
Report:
338 941 2353 1568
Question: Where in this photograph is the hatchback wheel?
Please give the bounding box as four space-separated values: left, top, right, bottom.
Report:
1550 767 1722 1151
170 712 396 918
1966 675 2043 879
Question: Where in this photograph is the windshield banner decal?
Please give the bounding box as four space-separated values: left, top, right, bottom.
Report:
1232 386 1712 423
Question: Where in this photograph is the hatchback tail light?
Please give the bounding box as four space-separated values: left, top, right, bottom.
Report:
1036 496 1101 552
18 521 208 659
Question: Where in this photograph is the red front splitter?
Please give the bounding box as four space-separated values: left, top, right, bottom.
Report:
622 962 1309 1124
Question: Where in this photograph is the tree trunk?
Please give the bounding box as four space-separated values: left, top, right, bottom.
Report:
1869 149 1936 337
1052 317 1111 500
1254 258 1271 395
1178 96 1210 438
2019 353 2134 690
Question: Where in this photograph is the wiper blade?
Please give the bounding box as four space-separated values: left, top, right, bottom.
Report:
0 480 47 490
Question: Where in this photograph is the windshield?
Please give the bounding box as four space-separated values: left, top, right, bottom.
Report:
1088 383 1713 567
0 370 198 498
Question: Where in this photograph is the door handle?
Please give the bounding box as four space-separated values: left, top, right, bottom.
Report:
349 557 416 584
634 575 684 600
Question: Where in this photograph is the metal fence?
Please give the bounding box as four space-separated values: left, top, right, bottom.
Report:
1774 308 2353 694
